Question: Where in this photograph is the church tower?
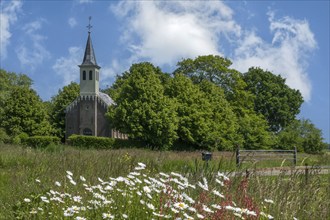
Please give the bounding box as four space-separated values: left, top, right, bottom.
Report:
76 29 99 136
79 31 100 96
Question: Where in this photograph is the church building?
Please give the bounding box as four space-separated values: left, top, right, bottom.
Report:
65 25 126 139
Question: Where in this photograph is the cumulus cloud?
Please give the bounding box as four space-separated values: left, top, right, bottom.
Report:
110 1 241 66
0 0 22 60
78 0 93 4
16 19 51 71
110 2 316 101
52 47 83 86
68 17 77 28
99 59 129 89
232 11 317 101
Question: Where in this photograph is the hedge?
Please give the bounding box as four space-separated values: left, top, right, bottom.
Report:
67 135 115 149
23 136 60 148
112 139 146 149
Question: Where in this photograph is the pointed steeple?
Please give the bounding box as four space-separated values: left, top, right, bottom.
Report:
79 17 100 96
80 17 99 67
81 32 99 66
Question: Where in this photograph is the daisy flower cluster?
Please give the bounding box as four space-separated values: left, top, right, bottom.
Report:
17 162 274 219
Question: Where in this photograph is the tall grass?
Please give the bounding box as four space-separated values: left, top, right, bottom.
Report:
0 144 329 219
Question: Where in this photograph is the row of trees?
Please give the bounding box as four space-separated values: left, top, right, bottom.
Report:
0 55 328 152
0 69 79 143
106 55 326 152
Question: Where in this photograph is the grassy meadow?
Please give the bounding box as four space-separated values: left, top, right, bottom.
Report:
0 143 329 219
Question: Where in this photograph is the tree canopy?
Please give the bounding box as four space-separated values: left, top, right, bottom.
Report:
276 119 326 153
174 55 255 112
0 86 52 137
165 74 239 150
107 63 178 149
50 82 80 141
243 67 304 132
174 56 274 149
0 54 326 153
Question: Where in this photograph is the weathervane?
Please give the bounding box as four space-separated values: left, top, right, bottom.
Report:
87 16 93 33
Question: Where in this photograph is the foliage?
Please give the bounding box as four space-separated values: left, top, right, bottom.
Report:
174 56 274 150
49 82 80 141
0 69 32 92
237 112 275 150
0 86 52 137
23 136 60 148
174 55 255 111
0 128 10 144
243 67 304 132
68 134 115 149
107 62 178 149
165 74 239 150
11 132 29 145
276 119 325 153
112 139 146 149
0 69 33 134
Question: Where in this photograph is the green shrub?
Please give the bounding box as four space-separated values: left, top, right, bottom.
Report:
11 132 29 145
112 139 146 149
24 136 60 148
67 135 115 149
0 128 10 144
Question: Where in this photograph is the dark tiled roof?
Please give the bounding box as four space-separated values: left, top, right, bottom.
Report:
81 32 98 66
99 92 115 106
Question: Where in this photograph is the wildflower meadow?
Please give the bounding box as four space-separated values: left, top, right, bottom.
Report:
0 144 329 219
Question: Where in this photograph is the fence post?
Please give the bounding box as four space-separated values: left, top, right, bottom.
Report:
236 146 240 167
305 163 309 184
293 146 297 166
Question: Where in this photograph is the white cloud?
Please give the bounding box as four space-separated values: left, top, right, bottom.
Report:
99 59 128 89
52 47 83 86
110 2 316 102
78 0 93 4
233 12 317 101
68 17 77 28
16 19 51 71
0 0 22 60
111 1 241 66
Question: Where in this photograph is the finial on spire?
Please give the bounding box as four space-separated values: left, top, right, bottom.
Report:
87 16 93 33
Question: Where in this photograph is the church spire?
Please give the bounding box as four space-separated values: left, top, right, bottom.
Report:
81 16 99 67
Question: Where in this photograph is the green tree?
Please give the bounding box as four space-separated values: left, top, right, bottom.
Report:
174 55 255 111
243 67 304 132
50 82 79 141
277 119 325 153
0 86 52 136
0 69 32 91
0 69 33 122
166 74 239 150
237 111 275 149
174 56 274 149
107 63 178 149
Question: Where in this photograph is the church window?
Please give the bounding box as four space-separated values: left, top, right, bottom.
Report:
83 128 92 136
83 71 86 80
96 71 99 81
89 70 93 80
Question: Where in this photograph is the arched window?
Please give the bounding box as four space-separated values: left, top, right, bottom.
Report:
89 70 93 80
83 128 92 136
83 71 86 80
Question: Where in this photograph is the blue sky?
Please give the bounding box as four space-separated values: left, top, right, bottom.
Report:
1 0 329 143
